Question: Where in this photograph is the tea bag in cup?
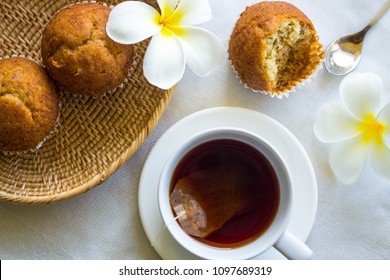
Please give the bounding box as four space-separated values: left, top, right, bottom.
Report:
169 162 259 238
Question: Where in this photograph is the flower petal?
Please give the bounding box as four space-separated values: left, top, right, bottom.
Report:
143 31 185 89
314 103 360 143
165 0 212 26
340 72 382 120
157 0 178 20
377 102 390 137
370 141 390 181
106 1 162 44
329 135 369 184
172 26 225 77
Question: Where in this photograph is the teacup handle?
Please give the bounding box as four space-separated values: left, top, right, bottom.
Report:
274 230 313 260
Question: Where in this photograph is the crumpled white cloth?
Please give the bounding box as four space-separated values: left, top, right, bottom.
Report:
1 0 390 260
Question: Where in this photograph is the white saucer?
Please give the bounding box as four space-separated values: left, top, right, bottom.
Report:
138 107 318 260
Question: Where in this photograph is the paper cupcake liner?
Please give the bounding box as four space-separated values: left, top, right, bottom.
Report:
229 35 325 99
230 60 324 99
44 1 138 98
0 55 62 155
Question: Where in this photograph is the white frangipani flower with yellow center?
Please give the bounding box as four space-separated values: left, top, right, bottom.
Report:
314 72 390 184
106 0 226 89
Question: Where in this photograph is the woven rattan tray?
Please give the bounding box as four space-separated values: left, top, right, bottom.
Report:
0 0 173 204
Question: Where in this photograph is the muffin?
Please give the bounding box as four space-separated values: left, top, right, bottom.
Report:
229 1 324 96
41 2 135 96
0 57 60 152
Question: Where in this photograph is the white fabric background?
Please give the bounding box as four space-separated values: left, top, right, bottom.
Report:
1 0 390 260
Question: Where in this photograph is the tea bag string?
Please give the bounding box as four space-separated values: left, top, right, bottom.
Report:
151 210 187 247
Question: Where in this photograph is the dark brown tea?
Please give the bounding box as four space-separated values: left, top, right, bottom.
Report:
169 139 280 248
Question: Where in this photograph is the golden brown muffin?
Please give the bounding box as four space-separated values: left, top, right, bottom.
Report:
41 3 135 96
229 1 324 96
0 57 60 152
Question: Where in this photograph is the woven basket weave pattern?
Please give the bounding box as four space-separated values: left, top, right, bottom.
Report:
0 0 173 204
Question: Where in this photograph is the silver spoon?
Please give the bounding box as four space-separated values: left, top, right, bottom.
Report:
324 1 390 75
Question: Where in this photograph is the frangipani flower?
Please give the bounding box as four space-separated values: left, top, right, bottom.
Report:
106 0 226 89
314 72 390 184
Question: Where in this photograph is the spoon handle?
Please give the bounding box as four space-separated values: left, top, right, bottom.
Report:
368 0 390 28
356 0 390 41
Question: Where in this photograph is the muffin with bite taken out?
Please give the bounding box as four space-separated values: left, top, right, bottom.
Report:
229 1 324 97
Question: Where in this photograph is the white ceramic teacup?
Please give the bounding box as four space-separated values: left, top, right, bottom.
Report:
158 127 313 260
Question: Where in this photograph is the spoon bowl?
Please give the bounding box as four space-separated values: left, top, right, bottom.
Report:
325 1 390 75
324 30 366 75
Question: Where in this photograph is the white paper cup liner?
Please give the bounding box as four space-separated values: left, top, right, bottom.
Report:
230 57 324 99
